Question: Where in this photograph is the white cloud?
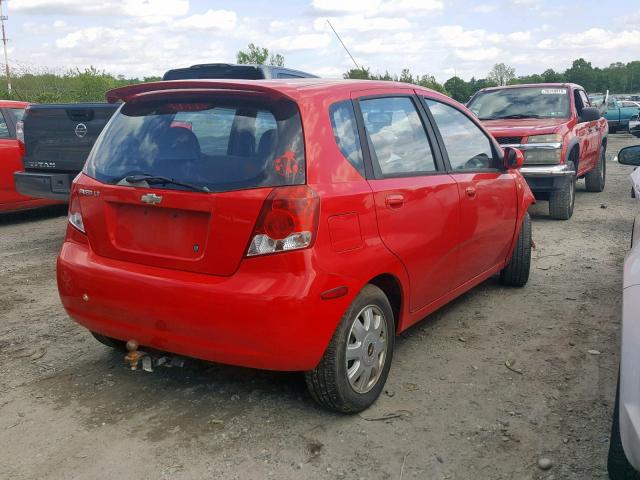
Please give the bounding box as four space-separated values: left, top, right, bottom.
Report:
11 0 189 21
537 28 640 50
310 0 442 16
270 33 332 52
453 47 502 61
310 0 382 15
173 9 237 30
473 4 497 13
313 15 411 33
55 27 125 49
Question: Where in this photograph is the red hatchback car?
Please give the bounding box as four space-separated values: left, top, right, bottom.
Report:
57 79 534 412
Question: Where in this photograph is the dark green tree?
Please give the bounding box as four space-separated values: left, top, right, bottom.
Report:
236 43 285 66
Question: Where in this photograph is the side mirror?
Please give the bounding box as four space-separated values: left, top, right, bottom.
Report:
504 146 524 169
618 146 640 166
579 107 601 123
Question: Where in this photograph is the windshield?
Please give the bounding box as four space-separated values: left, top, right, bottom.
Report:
468 87 570 120
84 95 305 193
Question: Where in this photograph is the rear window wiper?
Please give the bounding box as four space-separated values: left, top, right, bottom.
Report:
120 174 210 192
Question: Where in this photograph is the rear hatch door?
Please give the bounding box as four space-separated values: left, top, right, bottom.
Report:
77 90 305 276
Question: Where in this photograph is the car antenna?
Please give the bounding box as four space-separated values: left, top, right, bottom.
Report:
326 19 361 71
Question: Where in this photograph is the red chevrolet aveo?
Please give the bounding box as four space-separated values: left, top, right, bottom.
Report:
57 79 534 412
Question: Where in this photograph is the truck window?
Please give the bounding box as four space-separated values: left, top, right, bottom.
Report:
578 91 591 108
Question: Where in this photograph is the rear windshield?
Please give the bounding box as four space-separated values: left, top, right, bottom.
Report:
84 95 305 192
468 87 570 120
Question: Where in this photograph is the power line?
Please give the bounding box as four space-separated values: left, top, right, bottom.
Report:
0 0 11 94
326 19 361 71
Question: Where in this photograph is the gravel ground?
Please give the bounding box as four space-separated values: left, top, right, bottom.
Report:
0 133 638 480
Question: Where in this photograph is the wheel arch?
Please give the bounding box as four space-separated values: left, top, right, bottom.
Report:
367 273 404 333
565 138 580 171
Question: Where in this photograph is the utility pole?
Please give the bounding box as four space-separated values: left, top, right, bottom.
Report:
0 0 11 94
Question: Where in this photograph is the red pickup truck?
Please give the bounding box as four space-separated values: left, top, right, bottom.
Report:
468 83 608 220
0 100 60 213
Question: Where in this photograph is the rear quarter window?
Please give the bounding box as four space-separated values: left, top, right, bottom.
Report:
329 101 364 177
84 96 305 193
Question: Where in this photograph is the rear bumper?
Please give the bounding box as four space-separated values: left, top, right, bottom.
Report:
57 240 353 371
14 171 75 201
519 164 574 193
620 283 640 470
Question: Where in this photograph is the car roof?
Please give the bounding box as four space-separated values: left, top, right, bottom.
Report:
478 83 584 93
0 100 29 108
107 79 450 104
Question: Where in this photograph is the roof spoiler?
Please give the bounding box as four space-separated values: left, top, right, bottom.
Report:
106 80 293 104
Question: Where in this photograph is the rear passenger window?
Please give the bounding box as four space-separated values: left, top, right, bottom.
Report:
360 97 436 176
425 99 498 171
0 111 9 139
329 101 364 176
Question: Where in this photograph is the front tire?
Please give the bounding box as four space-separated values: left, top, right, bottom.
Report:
500 212 531 287
549 160 576 220
585 146 606 192
305 284 395 413
608 377 640 479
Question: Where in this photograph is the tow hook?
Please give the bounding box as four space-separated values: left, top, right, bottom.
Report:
124 340 143 370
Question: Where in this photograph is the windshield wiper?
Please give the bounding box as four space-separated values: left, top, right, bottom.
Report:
489 114 545 119
120 173 210 192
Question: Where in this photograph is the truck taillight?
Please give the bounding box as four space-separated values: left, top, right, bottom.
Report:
246 186 319 257
16 120 24 144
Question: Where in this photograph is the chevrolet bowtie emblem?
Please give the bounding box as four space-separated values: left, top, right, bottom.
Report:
140 193 163 205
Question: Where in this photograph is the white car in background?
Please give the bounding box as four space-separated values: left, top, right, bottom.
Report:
609 145 640 479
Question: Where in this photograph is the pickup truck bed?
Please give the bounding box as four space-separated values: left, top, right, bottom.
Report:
14 103 118 200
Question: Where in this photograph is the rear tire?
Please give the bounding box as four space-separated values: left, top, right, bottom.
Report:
91 332 126 352
549 160 576 220
305 284 395 413
500 212 531 287
585 146 606 192
608 377 640 479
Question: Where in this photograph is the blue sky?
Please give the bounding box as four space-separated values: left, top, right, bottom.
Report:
5 0 640 81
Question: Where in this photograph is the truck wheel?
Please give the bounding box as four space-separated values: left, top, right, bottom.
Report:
500 213 531 287
305 284 394 413
549 161 576 220
91 331 126 352
585 147 606 192
608 377 640 479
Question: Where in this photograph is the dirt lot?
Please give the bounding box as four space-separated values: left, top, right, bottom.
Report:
0 133 638 480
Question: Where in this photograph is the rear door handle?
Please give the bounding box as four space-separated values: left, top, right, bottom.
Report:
385 194 405 208
465 186 477 198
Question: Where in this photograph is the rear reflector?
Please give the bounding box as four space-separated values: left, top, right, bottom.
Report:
247 186 319 257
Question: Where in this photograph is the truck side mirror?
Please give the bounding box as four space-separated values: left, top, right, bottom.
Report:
579 107 601 123
504 147 524 169
618 146 640 166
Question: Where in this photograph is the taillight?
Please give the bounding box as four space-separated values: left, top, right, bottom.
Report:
247 185 319 257
68 189 85 234
16 120 24 144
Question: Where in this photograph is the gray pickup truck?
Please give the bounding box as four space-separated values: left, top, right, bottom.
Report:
14 63 317 200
